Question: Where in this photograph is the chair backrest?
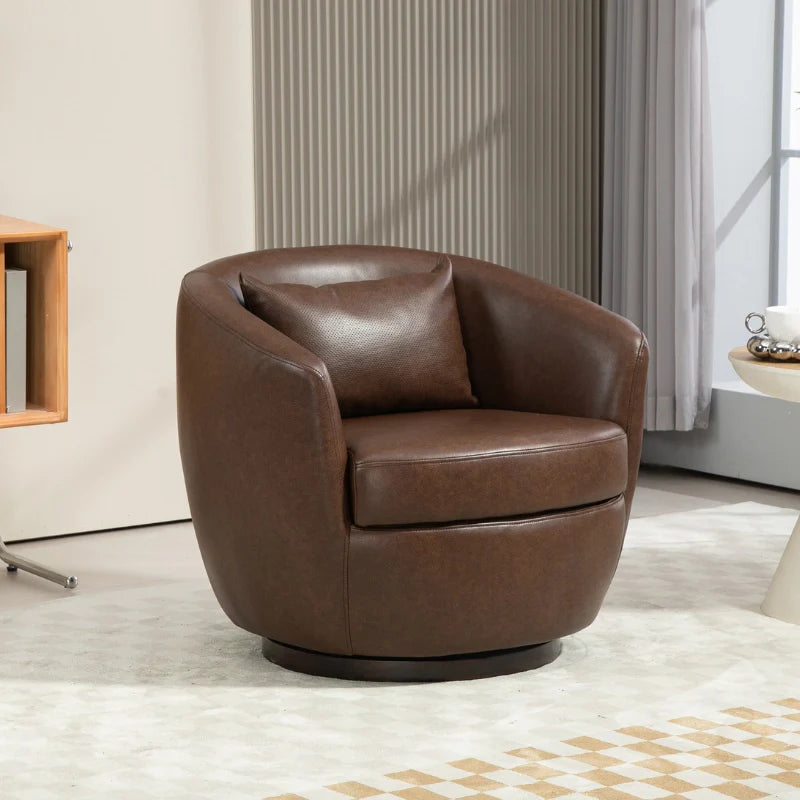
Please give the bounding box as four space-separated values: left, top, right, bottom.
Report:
198 244 447 305
190 243 522 418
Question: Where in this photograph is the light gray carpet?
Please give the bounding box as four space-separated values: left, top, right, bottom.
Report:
0 503 797 799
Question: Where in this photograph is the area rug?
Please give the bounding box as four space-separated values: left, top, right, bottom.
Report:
0 502 798 800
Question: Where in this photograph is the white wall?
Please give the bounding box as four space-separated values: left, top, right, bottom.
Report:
0 1 255 540
707 0 775 382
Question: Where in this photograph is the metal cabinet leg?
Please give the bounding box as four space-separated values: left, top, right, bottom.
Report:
0 536 78 589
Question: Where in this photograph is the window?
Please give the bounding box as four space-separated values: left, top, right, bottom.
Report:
778 0 800 304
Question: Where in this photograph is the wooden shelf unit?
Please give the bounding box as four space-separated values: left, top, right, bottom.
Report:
0 215 68 428
0 216 77 589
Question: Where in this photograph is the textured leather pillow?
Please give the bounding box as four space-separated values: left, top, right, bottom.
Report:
240 258 477 417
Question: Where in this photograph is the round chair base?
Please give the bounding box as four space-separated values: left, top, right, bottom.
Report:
262 638 562 682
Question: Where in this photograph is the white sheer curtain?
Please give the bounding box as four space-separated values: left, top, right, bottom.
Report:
602 0 715 431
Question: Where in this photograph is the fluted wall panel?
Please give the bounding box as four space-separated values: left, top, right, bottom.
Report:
253 0 601 298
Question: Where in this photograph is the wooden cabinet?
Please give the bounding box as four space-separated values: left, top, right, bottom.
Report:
0 215 77 588
0 215 68 428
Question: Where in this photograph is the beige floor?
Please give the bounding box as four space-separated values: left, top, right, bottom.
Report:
1 465 798 613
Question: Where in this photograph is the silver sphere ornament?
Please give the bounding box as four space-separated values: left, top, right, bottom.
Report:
747 336 771 358
769 342 795 361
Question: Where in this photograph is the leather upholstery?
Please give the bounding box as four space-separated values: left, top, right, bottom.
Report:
241 258 475 417
177 271 351 654
348 496 627 657
344 409 627 527
450 254 649 520
177 245 649 661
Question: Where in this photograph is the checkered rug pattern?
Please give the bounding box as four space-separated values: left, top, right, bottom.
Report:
269 700 800 800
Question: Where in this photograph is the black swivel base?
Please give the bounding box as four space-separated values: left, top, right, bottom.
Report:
262 638 561 682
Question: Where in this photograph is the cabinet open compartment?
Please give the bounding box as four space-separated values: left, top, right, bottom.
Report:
0 216 68 428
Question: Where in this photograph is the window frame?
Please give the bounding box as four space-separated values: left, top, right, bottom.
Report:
772 0 799 305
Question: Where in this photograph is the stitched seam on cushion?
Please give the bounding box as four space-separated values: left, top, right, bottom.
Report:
346 447 361 526
183 283 353 653
624 336 646 438
351 433 627 469
346 449 359 513
352 494 625 534
342 529 353 655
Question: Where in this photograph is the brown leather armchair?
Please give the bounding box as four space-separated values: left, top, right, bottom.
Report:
177 246 648 681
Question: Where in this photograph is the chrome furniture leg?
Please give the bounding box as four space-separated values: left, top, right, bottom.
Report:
0 535 78 589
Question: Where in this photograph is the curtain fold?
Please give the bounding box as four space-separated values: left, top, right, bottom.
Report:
602 0 715 431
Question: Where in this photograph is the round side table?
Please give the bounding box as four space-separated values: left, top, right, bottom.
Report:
729 346 800 624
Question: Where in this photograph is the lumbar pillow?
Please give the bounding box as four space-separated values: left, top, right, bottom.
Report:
240 258 477 417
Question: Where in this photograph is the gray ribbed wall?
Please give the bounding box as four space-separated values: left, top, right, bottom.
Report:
252 0 601 299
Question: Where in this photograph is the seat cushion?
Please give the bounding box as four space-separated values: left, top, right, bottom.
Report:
240 258 476 417
343 409 628 527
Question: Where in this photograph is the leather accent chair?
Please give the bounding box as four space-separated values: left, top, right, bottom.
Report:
177 246 649 681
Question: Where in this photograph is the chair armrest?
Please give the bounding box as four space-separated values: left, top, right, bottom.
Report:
453 258 649 517
177 271 351 655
